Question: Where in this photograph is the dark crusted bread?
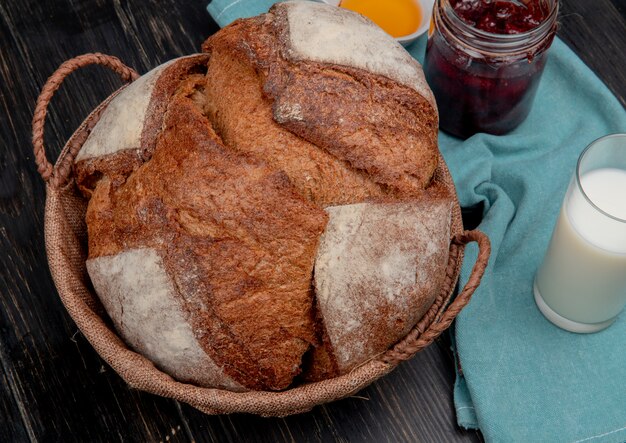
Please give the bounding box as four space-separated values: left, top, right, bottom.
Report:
85 74 328 391
200 1 439 206
74 55 211 197
74 1 454 392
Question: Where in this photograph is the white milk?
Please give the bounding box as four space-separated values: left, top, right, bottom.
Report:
535 168 626 327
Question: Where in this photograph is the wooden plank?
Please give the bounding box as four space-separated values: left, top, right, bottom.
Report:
0 1 212 441
609 0 625 15
180 341 479 443
558 0 626 108
0 359 31 442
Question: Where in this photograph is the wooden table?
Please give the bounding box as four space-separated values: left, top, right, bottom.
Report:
1 1 624 441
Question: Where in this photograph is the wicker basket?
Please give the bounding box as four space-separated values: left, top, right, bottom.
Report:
32 53 490 417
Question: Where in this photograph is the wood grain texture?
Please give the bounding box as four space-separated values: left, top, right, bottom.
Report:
558 0 626 107
0 0 623 442
0 1 209 441
179 341 479 443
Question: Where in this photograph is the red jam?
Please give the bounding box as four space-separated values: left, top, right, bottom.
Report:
450 0 549 34
424 0 557 138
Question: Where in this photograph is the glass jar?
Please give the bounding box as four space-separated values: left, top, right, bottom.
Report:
424 0 559 138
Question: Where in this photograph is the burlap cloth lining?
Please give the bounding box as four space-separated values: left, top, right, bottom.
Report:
33 53 490 417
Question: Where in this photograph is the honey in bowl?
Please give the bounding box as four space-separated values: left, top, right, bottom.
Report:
339 0 423 38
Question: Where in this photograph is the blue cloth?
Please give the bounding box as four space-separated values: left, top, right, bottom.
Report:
435 40 626 443
208 0 279 27
207 2 626 441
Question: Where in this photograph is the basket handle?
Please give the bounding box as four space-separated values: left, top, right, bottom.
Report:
382 229 490 365
32 53 139 189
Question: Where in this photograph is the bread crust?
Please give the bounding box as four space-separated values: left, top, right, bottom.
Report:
307 199 452 379
75 2 455 392
75 54 210 197
85 73 328 391
201 4 439 203
86 247 244 391
202 47 388 207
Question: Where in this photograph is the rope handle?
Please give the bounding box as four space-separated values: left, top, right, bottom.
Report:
382 229 490 365
32 53 139 188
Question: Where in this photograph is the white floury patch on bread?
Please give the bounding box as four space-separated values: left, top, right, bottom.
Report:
280 1 435 108
274 102 304 123
86 248 243 391
314 200 452 371
75 61 174 162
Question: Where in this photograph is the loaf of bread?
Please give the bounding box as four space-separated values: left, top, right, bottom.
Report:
201 1 439 206
74 1 454 391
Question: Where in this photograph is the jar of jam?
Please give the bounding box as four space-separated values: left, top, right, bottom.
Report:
424 0 559 138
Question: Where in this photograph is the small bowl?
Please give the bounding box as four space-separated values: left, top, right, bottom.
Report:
318 0 435 46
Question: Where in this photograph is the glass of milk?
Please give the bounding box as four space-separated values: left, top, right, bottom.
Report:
534 134 626 333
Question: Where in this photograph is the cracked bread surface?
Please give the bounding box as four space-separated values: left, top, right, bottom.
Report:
84 73 328 391
201 3 439 204
75 1 453 392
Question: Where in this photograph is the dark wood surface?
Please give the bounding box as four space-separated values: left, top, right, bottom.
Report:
1 1 624 441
